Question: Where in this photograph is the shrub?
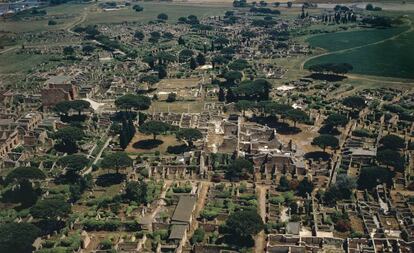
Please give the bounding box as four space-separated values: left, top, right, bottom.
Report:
200 207 220 220
167 144 191 154
191 228 205 244
132 139 163 149
133 4 143 12
269 195 285 205
166 92 177 103
335 219 351 232
82 219 121 231
100 239 112 250
152 229 169 240
172 183 192 193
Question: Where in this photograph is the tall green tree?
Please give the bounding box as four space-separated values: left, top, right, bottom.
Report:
342 96 366 110
57 154 90 181
312 134 339 151
225 209 264 239
124 180 158 205
176 128 203 147
4 167 44 207
119 118 136 150
324 174 356 205
0 223 40 253
297 178 314 197
63 46 74 55
101 152 133 174
70 100 91 115
53 101 72 116
225 158 254 181
2 179 40 207
139 121 172 140
5 166 45 184
30 197 71 220
54 126 84 153
376 149 405 171
157 13 168 20
190 57 198 70
134 31 145 40
379 134 405 150
286 108 308 127
357 166 392 190
223 71 243 85
179 49 194 63
115 94 151 111
57 154 90 171
229 59 249 71
158 65 167 79
196 53 206 65
235 100 254 116
325 113 348 127
278 175 290 191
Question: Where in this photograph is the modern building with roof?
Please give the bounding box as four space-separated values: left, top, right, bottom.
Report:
171 195 197 226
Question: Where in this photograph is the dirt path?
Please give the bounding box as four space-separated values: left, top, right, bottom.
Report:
193 182 210 215
188 182 210 237
139 181 172 228
65 5 90 34
255 185 267 253
0 5 90 55
81 136 112 176
346 74 413 84
0 45 19 55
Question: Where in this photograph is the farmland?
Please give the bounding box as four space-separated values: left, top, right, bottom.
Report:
306 26 408 52
305 28 414 79
304 16 414 79
84 1 232 25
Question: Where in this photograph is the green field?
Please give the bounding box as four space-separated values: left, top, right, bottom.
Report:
306 27 408 51
84 2 232 25
305 25 414 79
0 1 232 75
0 51 56 74
0 3 87 33
0 2 232 32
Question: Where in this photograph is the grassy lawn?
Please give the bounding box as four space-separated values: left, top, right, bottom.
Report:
0 35 18 48
1 19 53 33
305 28 414 79
303 11 414 80
126 132 182 154
306 26 408 52
84 1 232 25
0 3 88 33
150 101 204 113
0 1 231 32
156 78 200 90
0 51 58 74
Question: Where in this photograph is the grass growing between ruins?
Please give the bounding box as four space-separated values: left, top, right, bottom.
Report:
150 101 205 114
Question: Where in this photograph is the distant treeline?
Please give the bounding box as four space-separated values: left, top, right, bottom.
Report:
250 7 280 15
50 0 92 5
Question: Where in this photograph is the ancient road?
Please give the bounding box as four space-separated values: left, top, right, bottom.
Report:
255 185 268 253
